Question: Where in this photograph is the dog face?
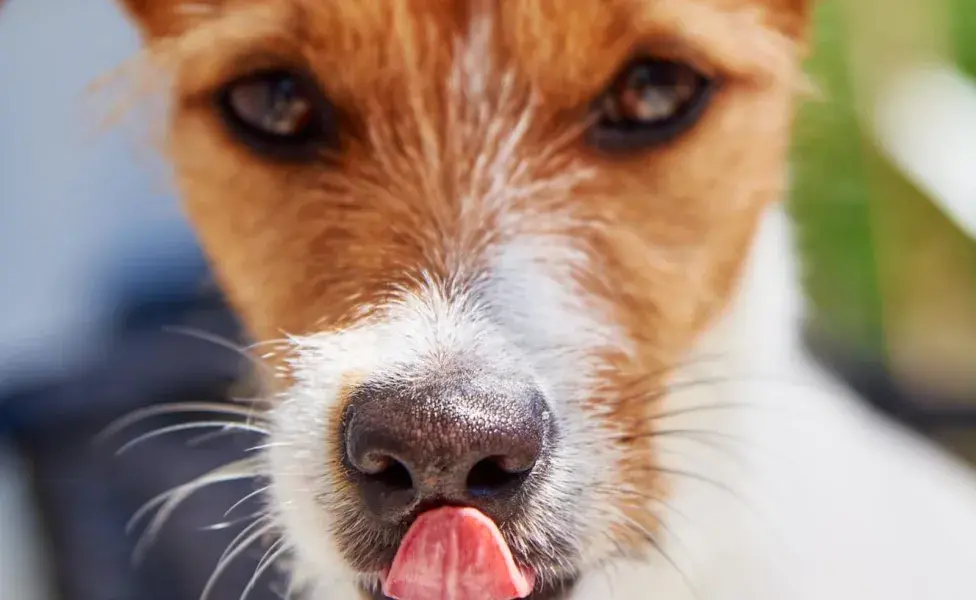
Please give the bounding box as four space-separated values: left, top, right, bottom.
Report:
115 0 811 597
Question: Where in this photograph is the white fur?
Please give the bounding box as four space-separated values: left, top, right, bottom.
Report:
571 206 976 600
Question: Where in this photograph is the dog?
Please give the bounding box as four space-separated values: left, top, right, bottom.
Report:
107 0 976 599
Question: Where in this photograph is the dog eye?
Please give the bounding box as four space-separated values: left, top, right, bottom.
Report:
589 58 714 153
216 70 336 159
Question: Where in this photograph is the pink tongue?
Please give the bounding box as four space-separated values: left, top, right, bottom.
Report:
382 507 535 600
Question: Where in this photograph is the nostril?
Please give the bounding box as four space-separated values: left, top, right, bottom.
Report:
370 457 414 492
465 456 532 499
350 448 418 521
353 450 415 491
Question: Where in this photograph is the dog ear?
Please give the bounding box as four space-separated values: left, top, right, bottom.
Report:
116 0 221 39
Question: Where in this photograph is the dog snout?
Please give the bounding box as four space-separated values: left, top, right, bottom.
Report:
343 372 553 523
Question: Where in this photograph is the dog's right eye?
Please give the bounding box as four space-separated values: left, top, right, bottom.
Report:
216 70 337 160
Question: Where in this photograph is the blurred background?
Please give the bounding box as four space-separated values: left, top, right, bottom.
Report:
1 0 976 599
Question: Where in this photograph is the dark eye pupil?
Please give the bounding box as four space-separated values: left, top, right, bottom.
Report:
228 74 313 137
604 61 701 125
590 58 713 153
218 69 336 161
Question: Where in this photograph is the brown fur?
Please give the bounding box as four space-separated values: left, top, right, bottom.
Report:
116 0 811 560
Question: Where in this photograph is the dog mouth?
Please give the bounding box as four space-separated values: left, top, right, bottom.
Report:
356 505 578 600
365 578 576 600
366 582 576 600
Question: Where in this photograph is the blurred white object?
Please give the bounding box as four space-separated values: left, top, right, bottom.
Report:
873 63 976 239
0 443 55 600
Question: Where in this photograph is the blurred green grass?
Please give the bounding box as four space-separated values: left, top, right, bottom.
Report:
788 0 976 357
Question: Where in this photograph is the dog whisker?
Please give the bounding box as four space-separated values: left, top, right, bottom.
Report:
593 484 691 524
648 399 783 423
640 465 744 505
132 458 263 563
610 509 700 600
127 458 259 534
619 427 745 445
639 463 782 542
241 538 291 600
216 515 274 566
616 426 804 476
606 428 750 464
202 510 268 532
98 401 268 445
116 421 270 456
162 325 277 383
244 441 293 453
186 428 252 448
224 484 274 520
203 520 279 600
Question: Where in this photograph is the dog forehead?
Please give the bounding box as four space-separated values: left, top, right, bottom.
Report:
292 0 624 37
268 0 621 114
290 0 631 69
289 0 796 26
288 0 803 42
273 0 804 107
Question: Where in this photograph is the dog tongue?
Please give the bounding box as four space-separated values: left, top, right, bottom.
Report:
382 506 535 600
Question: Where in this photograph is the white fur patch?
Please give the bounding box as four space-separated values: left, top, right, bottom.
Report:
572 207 976 600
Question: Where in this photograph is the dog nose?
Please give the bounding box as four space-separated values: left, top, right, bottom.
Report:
343 374 551 522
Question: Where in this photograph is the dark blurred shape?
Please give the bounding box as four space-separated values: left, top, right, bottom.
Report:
804 324 976 463
0 269 285 600
804 325 976 429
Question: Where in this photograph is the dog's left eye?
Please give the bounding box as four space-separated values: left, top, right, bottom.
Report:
216 70 337 160
589 58 714 153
